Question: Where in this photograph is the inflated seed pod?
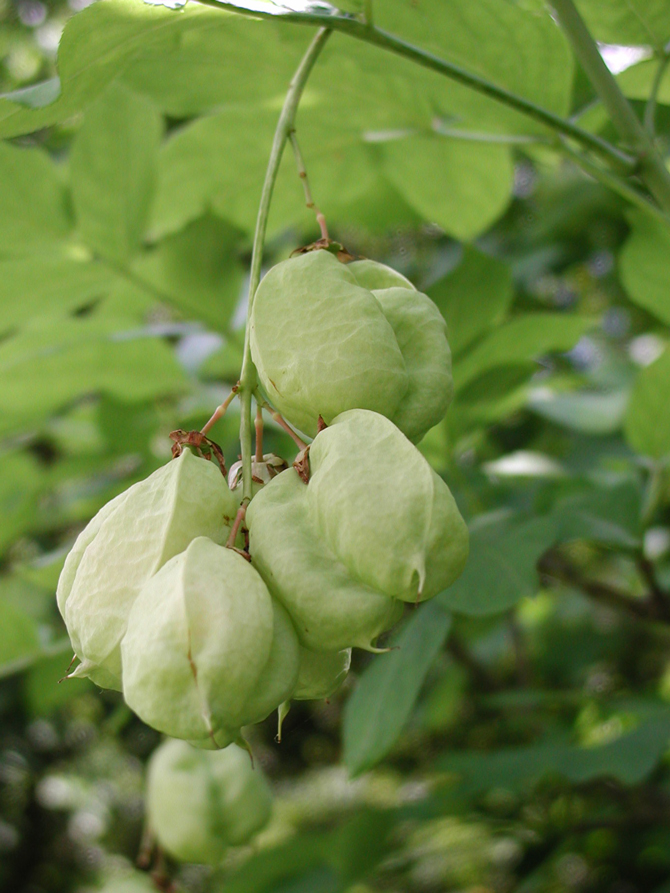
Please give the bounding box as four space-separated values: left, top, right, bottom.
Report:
293 646 351 700
247 469 403 653
308 409 468 603
57 451 237 690
96 873 157 893
121 537 298 748
247 409 468 652
146 739 272 865
249 250 452 442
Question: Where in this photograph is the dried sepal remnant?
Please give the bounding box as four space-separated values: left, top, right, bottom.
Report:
146 739 273 865
57 451 238 690
250 250 452 442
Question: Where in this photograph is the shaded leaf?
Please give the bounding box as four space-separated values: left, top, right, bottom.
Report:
135 214 245 333
436 715 670 795
0 256 117 333
381 134 514 241
0 315 188 430
427 246 514 356
343 602 451 776
0 601 41 675
438 514 555 616
620 211 670 326
455 314 594 389
624 347 670 460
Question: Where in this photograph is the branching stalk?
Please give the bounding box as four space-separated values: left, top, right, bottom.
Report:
192 0 634 173
644 51 670 136
550 0 670 211
289 128 329 239
237 27 331 503
559 139 670 227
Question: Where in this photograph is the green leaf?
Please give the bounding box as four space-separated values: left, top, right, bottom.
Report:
0 600 41 675
0 256 117 333
152 104 377 238
438 514 555 616
24 646 92 715
342 602 451 776
0 315 188 430
222 832 331 893
624 347 670 460
375 0 573 120
70 82 162 264
134 214 245 333
381 135 513 241
436 715 670 794
0 451 44 557
529 388 629 435
122 13 306 117
0 0 222 138
618 58 670 105
455 314 594 389
427 246 514 356
620 211 670 326
574 0 670 47
0 142 71 255
551 482 642 549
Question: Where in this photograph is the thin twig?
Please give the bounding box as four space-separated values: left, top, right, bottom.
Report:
550 0 670 211
192 0 635 173
539 551 670 623
289 128 329 239
201 384 239 435
256 396 308 450
644 50 670 136
237 28 331 505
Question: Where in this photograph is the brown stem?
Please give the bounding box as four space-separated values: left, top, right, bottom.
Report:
226 504 247 550
289 128 329 239
539 551 670 623
256 397 308 450
201 383 239 436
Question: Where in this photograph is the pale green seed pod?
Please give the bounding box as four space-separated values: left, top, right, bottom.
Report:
293 646 351 700
146 739 272 865
121 537 298 748
347 257 415 291
96 873 157 893
247 469 403 653
308 409 468 603
250 250 452 442
57 451 237 690
248 410 468 652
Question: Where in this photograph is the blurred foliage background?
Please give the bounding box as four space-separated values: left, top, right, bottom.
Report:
2 0 670 891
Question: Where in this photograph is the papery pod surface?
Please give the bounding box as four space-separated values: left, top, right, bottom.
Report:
292 646 351 700
248 410 467 652
120 537 283 747
146 739 272 865
250 250 406 438
250 250 452 442
247 469 402 653
96 873 157 893
309 409 468 602
57 450 237 689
